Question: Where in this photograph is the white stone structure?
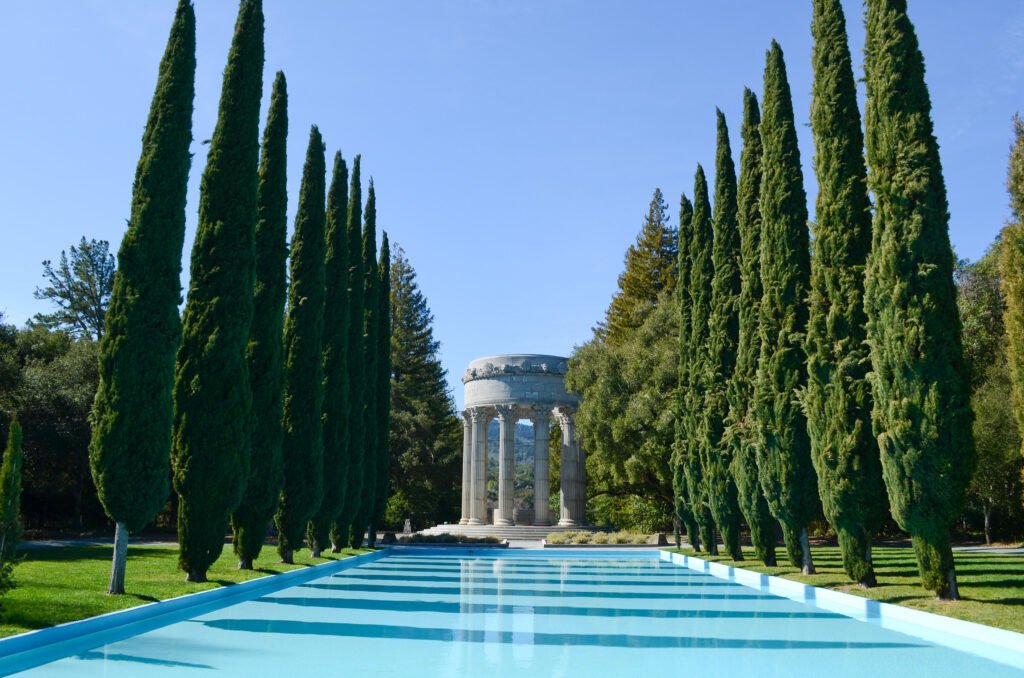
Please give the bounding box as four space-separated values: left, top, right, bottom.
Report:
459 354 585 527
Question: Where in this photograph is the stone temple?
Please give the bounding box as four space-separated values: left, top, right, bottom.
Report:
422 354 588 538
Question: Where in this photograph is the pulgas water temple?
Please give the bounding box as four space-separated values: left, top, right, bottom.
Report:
422 354 589 539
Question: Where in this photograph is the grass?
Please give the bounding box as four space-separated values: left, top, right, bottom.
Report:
667 544 1024 633
546 530 654 545
0 543 370 639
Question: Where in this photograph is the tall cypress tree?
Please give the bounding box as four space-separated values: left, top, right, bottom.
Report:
806 0 885 587
1001 116 1024 476
308 152 349 557
173 0 263 583
684 167 717 555
702 110 744 561
355 182 379 545
275 127 327 564
372 233 393 533
754 41 818 574
673 194 700 550
863 0 974 599
726 89 777 566
336 156 365 550
232 71 288 570
89 0 195 594
0 419 24 597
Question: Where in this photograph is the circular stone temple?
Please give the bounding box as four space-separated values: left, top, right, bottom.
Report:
459 354 585 527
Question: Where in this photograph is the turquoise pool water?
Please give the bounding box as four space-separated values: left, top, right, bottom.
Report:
4 549 1022 676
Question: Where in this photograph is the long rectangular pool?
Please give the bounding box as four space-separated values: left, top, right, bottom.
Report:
4 549 1022 676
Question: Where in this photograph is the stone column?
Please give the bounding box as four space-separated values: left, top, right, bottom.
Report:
475 409 490 523
494 405 516 526
468 408 485 525
532 409 551 526
555 406 581 526
460 410 472 524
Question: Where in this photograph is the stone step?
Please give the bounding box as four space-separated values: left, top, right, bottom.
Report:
416 523 602 541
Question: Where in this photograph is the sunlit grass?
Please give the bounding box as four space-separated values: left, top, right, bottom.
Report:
0 543 370 638
667 544 1024 633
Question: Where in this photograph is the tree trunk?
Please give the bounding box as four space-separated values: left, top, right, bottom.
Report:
186 568 207 583
107 521 129 595
280 548 293 565
983 503 993 545
238 557 253 570
800 527 816 575
367 526 377 548
311 543 322 558
330 542 341 553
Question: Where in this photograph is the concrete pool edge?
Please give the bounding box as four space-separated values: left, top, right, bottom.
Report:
660 549 1024 670
0 548 390 672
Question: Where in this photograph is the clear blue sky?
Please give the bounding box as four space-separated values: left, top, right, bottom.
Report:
1 1 1021 410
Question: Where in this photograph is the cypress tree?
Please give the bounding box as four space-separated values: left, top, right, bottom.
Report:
172 0 263 583
863 0 975 599
232 71 288 570
754 41 818 574
702 110 744 561
726 89 777 567
0 419 23 598
308 152 350 557
684 167 717 555
89 0 195 594
336 157 365 550
355 182 379 545
673 194 700 550
275 126 327 564
371 233 393 534
806 0 884 587
1001 116 1024 468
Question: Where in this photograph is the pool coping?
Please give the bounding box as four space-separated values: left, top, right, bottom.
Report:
0 548 390 674
660 549 1024 671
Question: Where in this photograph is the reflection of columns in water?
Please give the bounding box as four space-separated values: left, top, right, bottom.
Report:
459 410 471 524
555 406 584 526
532 409 551 526
468 408 486 525
495 405 516 526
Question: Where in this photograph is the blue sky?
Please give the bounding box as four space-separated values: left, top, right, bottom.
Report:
1 1 1022 409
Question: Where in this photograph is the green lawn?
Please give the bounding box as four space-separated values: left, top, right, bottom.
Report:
667 545 1024 633
0 543 370 639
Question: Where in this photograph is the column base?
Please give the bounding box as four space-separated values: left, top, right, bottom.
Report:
467 518 484 525
459 518 470 525
533 519 551 527
494 518 514 526
557 518 580 527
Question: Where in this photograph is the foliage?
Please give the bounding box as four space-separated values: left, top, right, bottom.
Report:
599 188 678 343
0 420 24 602
372 233 393 532
1001 116 1024 459
308 150 349 555
232 71 288 568
702 110 744 560
33 238 115 341
672 194 699 549
385 247 461 530
90 0 194 594
545 530 652 545
863 0 975 599
958 250 1006 389
753 41 818 571
725 89 777 566
173 0 264 582
805 0 885 586
275 126 327 562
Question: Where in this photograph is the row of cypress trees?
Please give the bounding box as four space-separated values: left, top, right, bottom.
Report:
674 0 973 599
89 0 392 592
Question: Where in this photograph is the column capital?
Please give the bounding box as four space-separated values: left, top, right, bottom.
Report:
468 406 484 423
553 405 575 427
529 406 552 426
494 404 516 422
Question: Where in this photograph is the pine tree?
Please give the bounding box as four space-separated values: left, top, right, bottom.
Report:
0 419 23 600
863 0 975 599
172 0 263 583
308 151 349 557
602 189 678 344
754 41 818 574
1001 116 1024 472
702 110 744 560
371 233 393 533
354 182 379 545
387 246 462 527
673 194 700 550
336 157 365 550
275 126 327 564
232 71 288 570
806 0 885 587
89 0 195 594
726 89 777 567
683 167 717 555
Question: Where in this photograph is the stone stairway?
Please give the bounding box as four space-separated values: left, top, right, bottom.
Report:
417 523 601 541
